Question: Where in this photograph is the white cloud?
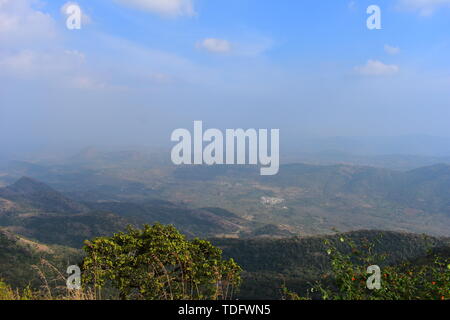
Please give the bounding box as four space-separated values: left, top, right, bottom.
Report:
0 49 86 78
0 0 57 46
0 50 36 75
196 35 272 56
397 0 450 16
114 0 195 17
94 33 214 87
233 36 273 56
384 44 401 55
197 38 232 54
354 60 400 76
0 1 107 89
71 76 108 90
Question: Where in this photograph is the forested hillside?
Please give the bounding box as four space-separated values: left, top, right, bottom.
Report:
213 231 450 299
2 227 449 300
0 173 449 299
0 228 82 289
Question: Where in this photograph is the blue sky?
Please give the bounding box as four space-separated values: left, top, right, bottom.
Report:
1 0 450 155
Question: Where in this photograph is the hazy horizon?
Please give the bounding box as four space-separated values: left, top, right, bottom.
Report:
2 0 450 159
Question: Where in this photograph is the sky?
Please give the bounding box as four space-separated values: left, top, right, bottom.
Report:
1 0 450 156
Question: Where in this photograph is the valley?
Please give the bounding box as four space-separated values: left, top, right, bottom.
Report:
1 149 449 238
1 149 450 299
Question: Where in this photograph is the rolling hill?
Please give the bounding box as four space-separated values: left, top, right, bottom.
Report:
0 177 257 247
166 163 450 236
0 177 89 214
1 158 450 237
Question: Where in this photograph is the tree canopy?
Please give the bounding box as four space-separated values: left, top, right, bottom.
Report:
82 224 241 300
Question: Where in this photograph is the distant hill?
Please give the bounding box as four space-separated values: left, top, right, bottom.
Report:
167 163 450 236
394 164 450 213
261 163 450 215
0 177 139 247
286 135 450 158
5 212 132 248
284 151 450 171
2 159 450 237
86 201 248 239
0 177 89 214
0 178 257 247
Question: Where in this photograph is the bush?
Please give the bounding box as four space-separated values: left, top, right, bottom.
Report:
287 235 450 300
81 224 241 300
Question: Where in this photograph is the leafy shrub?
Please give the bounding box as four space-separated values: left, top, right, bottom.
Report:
81 223 241 300
286 235 450 300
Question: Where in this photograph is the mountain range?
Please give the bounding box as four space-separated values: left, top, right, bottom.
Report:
0 177 255 247
1 156 450 299
1 157 450 237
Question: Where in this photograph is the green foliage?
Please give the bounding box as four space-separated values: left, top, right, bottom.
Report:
15 212 131 248
215 230 447 299
82 224 241 300
0 281 16 300
0 231 40 289
307 235 450 300
0 280 34 300
0 228 85 296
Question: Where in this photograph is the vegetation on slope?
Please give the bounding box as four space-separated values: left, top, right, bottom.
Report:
213 230 450 299
0 228 82 290
1 227 449 300
284 234 450 300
